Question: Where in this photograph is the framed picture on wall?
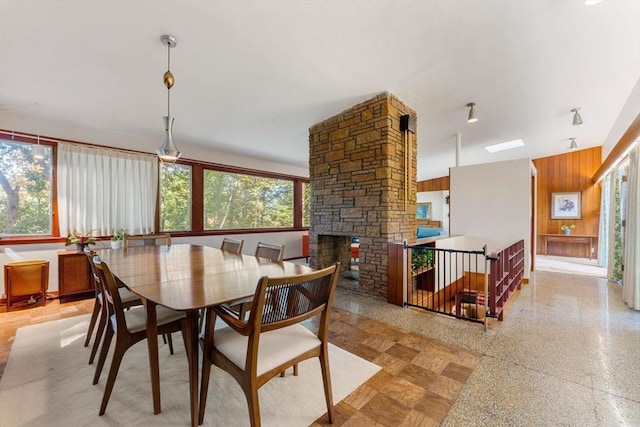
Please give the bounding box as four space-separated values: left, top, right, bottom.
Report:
416 202 432 220
551 192 581 219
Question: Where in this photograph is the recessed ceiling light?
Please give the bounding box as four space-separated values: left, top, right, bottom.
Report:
483 138 525 153
585 0 603 5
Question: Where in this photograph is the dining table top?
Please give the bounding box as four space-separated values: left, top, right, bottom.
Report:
98 243 315 311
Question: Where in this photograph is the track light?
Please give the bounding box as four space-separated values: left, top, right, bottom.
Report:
569 137 578 150
571 107 583 126
466 102 478 123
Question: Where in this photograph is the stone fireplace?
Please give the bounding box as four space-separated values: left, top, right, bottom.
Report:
308 92 417 299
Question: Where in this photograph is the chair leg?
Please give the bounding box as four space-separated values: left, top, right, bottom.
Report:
99 341 128 416
319 349 334 423
198 307 216 425
89 307 107 364
84 299 101 347
244 380 261 427
198 351 213 425
93 324 114 385
166 333 174 355
279 363 298 378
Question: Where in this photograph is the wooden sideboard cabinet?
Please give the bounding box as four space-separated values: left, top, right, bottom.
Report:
540 234 597 260
57 251 93 298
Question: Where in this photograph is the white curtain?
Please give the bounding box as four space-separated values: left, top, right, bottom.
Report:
57 143 158 237
622 144 640 310
598 174 610 268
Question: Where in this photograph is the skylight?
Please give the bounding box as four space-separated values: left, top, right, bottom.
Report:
483 138 525 154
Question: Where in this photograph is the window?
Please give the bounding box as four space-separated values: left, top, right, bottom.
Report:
203 169 293 229
0 139 52 235
1 129 308 241
302 182 310 227
160 163 193 232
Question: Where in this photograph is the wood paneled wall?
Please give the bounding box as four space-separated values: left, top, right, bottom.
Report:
533 147 602 258
417 176 449 192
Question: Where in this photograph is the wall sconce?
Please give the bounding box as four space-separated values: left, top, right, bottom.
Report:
569 137 578 149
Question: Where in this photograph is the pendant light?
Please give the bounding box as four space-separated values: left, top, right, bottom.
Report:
466 102 478 123
33 102 44 160
156 34 182 162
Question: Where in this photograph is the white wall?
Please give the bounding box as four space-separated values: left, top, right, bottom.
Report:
450 158 536 278
602 77 640 160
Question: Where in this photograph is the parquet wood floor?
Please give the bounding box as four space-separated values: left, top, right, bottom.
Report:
0 296 478 426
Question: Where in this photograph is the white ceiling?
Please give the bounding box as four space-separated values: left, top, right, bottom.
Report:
1 0 639 180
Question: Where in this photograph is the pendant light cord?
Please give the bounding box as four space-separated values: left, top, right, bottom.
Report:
167 43 171 118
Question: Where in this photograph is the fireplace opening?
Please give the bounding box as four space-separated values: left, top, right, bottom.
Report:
315 235 360 284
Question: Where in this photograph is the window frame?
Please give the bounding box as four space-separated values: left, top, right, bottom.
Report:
0 129 309 245
167 158 308 237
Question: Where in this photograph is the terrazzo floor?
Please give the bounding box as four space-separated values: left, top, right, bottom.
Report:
2 259 639 426
330 266 640 426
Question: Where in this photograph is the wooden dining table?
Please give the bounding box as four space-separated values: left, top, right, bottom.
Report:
98 243 315 427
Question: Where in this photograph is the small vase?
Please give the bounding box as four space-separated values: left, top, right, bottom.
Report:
110 240 122 249
563 229 571 235
75 243 89 252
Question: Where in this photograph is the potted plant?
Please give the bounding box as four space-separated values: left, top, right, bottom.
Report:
110 229 128 249
66 230 97 252
411 246 436 291
560 224 575 235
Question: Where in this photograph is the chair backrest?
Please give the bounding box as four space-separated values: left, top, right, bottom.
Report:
221 238 244 254
247 263 340 336
123 233 171 248
3 260 49 296
92 255 128 333
254 242 285 262
84 249 104 298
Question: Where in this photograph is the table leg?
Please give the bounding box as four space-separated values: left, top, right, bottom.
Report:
143 299 161 414
185 310 199 427
544 237 548 256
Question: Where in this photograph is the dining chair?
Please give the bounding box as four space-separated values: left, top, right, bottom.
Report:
122 233 175 350
228 242 285 321
3 260 49 311
198 263 341 427
91 254 188 416
220 237 244 254
199 237 246 334
123 233 172 248
254 241 285 261
83 250 143 365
